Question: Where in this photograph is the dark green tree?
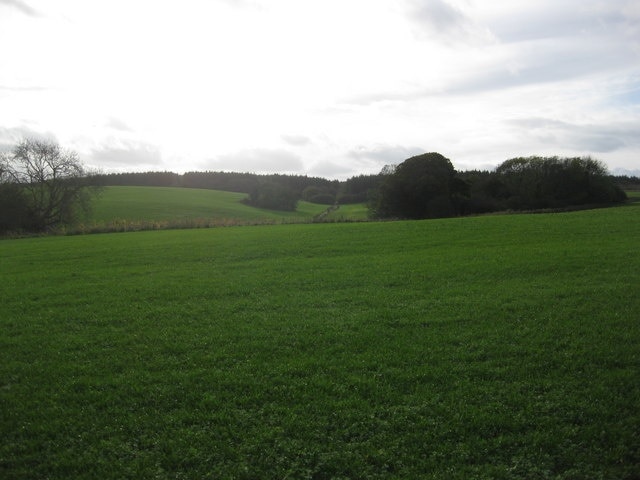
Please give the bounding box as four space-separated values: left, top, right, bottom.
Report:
338 173 386 204
302 185 336 204
495 156 626 209
245 181 298 211
372 152 461 219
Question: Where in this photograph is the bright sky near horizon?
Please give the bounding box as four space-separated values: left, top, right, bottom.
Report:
1 0 639 178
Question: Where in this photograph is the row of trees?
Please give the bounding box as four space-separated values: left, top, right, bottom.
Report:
90 171 343 211
370 153 628 219
0 138 633 233
91 156 633 218
92 171 388 208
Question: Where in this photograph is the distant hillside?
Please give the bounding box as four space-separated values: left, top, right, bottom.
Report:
87 186 329 231
89 171 339 196
87 170 382 206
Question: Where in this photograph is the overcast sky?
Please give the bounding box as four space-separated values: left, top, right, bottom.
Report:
1 0 638 178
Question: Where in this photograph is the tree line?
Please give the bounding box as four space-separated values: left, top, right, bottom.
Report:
89 171 343 211
88 170 389 209
370 153 628 219
0 138 635 234
91 156 632 218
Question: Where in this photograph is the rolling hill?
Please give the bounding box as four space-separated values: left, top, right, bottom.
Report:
86 186 334 230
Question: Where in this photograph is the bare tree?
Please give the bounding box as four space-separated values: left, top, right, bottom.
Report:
1 138 96 231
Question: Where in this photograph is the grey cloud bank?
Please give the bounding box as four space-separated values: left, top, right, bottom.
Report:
508 118 640 153
206 149 304 174
281 135 312 147
0 0 39 16
349 145 425 164
90 142 163 170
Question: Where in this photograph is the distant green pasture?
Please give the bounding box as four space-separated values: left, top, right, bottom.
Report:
1 203 638 478
89 186 328 225
326 202 369 221
626 190 640 200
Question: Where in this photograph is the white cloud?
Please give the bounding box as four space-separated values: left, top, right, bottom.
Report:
0 0 638 178
0 125 57 148
89 141 163 170
308 161 353 178
507 117 640 153
0 0 39 16
484 0 638 44
105 117 133 132
349 144 425 165
281 135 312 147
405 0 494 45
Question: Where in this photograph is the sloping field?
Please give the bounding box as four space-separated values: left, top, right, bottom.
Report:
324 202 370 221
1 203 639 478
89 186 329 227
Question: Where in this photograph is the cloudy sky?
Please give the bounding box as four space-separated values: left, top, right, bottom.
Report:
1 0 639 178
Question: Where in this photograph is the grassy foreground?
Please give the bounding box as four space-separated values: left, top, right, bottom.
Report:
1 204 639 479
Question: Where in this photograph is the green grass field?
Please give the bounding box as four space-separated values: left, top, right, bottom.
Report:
87 186 330 229
1 202 639 478
324 203 370 221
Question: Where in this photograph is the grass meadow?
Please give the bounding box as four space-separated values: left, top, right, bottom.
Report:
1 200 639 478
324 203 370 222
86 186 331 231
